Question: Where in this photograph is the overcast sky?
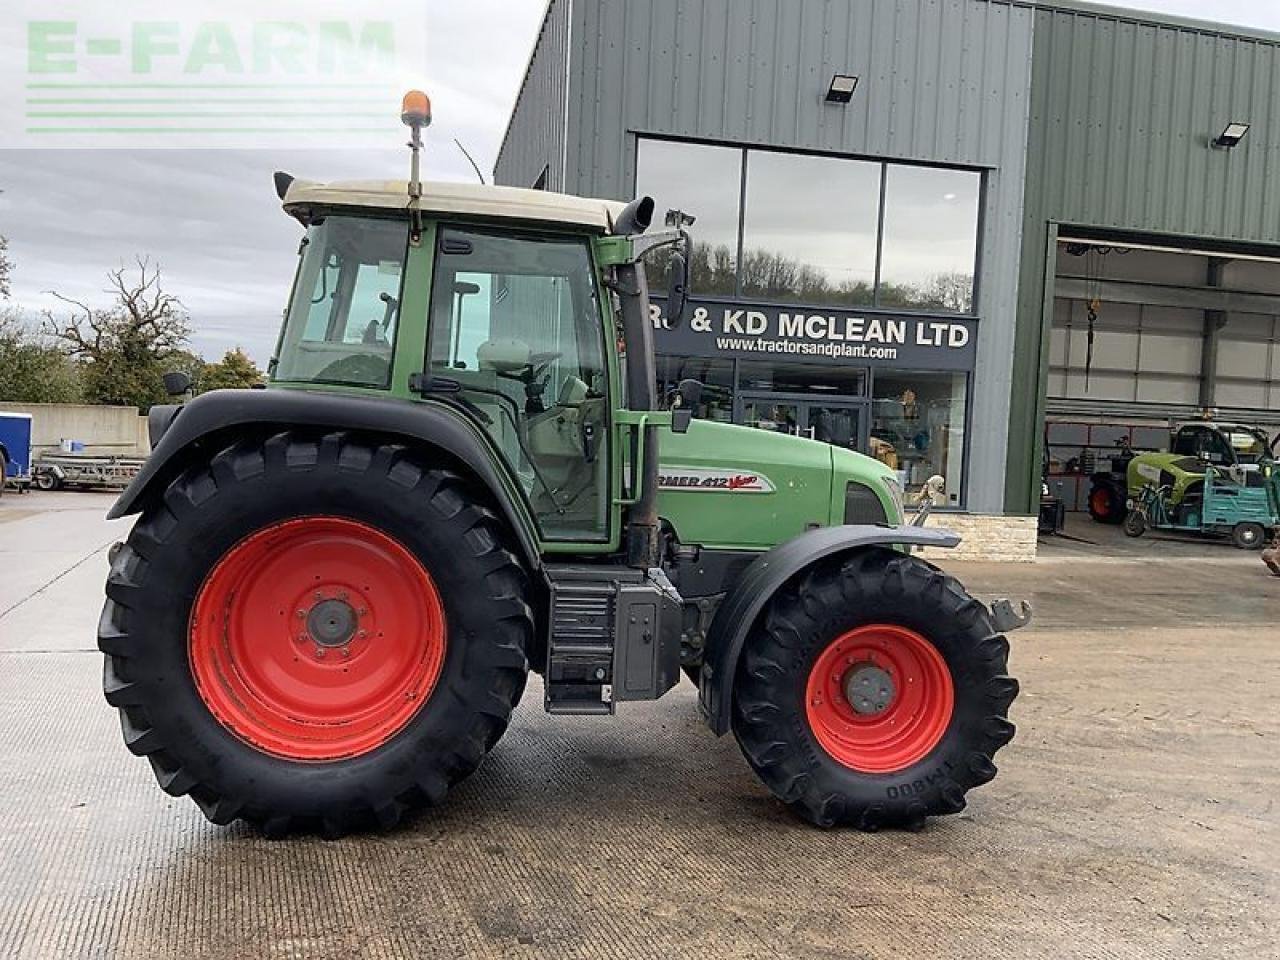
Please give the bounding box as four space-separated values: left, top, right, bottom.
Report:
1 0 1278 366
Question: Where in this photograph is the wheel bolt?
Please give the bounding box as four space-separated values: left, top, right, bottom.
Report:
315 648 326 659
296 609 306 619
359 630 368 639
297 634 307 643
314 591 323 601
341 647 351 658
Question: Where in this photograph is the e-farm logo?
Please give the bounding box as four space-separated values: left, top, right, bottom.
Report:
2 1 427 148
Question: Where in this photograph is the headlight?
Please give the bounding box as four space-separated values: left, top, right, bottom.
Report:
878 474 906 524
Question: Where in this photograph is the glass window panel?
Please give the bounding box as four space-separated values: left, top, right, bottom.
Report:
737 360 866 398
879 167 980 314
428 228 610 541
635 138 741 296
740 151 879 307
274 216 407 389
871 371 967 506
657 356 735 422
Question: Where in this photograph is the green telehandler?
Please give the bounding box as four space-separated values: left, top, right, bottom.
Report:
100 91 1026 836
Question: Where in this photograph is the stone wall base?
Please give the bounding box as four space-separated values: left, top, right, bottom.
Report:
918 513 1038 562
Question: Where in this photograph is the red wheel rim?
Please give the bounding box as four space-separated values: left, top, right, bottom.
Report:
189 516 447 762
1090 489 1112 517
804 624 954 774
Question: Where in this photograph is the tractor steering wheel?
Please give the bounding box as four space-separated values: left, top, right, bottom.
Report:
496 351 563 414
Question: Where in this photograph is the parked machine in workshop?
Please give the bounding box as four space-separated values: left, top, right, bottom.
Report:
1124 455 1280 549
1089 420 1276 525
99 91 1028 837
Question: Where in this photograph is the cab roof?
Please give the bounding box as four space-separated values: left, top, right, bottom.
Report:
282 178 627 232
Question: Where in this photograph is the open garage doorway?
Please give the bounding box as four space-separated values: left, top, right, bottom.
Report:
1040 230 1280 550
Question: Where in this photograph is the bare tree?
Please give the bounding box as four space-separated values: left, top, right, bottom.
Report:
44 259 191 410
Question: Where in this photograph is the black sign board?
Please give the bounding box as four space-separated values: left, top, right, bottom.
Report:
650 298 978 371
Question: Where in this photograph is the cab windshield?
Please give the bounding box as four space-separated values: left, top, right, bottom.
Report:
273 216 409 388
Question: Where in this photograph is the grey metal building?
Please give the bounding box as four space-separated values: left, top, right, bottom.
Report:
497 0 1280 543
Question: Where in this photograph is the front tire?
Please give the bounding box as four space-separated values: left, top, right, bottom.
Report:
99 431 533 835
1123 510 1146 538
731 549 1017 830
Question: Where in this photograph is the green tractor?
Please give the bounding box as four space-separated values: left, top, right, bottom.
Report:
99 92 1024 835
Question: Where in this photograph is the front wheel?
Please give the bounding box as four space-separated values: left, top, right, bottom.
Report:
1123 510 1147 538
731 549 1018 830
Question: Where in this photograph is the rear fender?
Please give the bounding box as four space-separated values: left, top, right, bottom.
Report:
697 524 961 735
108 388 541 568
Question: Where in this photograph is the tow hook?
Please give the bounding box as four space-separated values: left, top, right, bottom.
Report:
988 598 1033 633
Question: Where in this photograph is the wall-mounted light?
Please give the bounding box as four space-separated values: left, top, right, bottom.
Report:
1213 122 1250 148
824 74 858 104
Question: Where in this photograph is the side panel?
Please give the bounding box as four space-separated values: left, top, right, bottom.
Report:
106 389 543 567
656 419 834 549
698 524 961 735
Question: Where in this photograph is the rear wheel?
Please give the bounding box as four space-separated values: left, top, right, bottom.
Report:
1087 482 1124 524
731 549 1017 830
1232 522 1265 550
34 470 57 491
1123 510 1146 538
99 431 532 835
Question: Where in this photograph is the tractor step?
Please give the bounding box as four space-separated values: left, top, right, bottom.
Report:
544 566 682 714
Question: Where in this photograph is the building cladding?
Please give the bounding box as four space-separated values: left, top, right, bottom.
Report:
1009 2 1280 512
497 0 1280 522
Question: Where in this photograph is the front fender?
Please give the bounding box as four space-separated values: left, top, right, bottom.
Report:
697 524 960 735
108 388 541 567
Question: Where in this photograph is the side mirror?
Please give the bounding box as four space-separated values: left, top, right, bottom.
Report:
666 250 690 327
670 378 703 434
162 371 192 397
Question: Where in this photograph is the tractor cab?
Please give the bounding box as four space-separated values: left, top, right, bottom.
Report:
1170 421 1274 483
269 182 633 543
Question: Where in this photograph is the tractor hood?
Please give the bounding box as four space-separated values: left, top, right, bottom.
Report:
656 420 898 550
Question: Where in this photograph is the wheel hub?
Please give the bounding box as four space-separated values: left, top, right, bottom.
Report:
188 516 447 762
843 662 895 715
804 624 955 774
306 598 358 648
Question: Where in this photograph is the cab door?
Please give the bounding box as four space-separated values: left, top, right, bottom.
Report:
425 225 614 545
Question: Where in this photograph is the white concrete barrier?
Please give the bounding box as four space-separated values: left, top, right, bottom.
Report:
0 403 149 456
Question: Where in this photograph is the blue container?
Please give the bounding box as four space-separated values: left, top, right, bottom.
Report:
0 411 34 480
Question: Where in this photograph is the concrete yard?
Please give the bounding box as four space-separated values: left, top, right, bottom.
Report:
0 491 1275 959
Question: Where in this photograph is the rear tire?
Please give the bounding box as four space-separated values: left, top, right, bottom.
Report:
99 431 533 836
1232 522 1265 550
1123 510 1146 538
731 549 1017 830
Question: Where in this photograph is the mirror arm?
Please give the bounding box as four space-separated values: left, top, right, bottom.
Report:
628 227 686 260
